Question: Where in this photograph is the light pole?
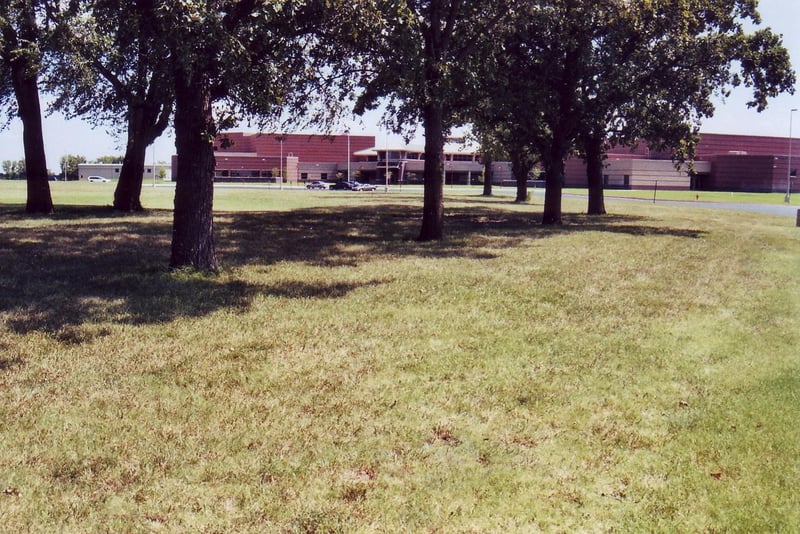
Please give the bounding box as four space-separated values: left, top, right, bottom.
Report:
786 108 797 203
274 134 285 189
384 131 389 193
345 129 351 182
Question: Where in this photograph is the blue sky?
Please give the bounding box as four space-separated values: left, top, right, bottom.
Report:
1 0 798 171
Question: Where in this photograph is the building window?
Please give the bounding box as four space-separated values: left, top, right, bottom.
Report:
147 168 152 174
320 173 328 180
301 173 308 181
115 168 120 173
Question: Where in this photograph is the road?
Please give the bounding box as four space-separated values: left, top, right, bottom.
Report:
601 195 799 218
202 182 800 219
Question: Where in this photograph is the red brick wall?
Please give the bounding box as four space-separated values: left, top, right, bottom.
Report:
215 132 375 163
696 133 791 159
709 155 779 192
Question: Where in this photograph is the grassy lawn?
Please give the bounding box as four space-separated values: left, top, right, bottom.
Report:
581 188 798 204
1 181 799 532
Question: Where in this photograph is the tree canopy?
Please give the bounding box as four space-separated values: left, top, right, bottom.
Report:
355 0 513 240
463 0 794 223
46 0 174 211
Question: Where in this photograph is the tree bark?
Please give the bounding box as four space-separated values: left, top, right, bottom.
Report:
585 134 607 215
114 105 149 211
170 75 218 272
14 71 53 214
511 148 532 202
3 4 53 214
542 136 566 225
418 100 445 241
113 99 170 211
482 152 493 196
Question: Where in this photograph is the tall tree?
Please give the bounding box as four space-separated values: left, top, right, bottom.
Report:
59 154 86 181
467 0 590 225
576 0 795 216
47 0 173 211
0 0 53 213
154 0 349 271
356 0 509 240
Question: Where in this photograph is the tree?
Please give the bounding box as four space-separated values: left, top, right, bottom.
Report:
575 0 795 216
47 0 172 212
473 0 793 224
356 0 510 240
1 0 53 213
2 159 26 179
152 0 350 271
94 155 124 164
464 0 589 224
59 154 86 181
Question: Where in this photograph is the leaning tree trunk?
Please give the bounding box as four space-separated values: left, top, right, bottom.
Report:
418 100 445 241
585 134 607 215
169 75 218 272
4 7 52 214
14 72 52 214
114 105 149 211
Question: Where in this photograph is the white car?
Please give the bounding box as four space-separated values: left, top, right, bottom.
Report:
87 176 110 182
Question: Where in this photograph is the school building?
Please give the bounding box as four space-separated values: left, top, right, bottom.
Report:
564 132 797 193
168 130 796 194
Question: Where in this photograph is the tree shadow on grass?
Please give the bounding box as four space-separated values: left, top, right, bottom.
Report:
0 203 705 339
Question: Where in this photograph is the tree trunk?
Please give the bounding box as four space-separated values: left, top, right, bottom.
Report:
418 101 445 241
170 76 218 272
585 134 607 215
511 148 531 202
15 73 53 214
114 105 149 211
4 6 53 214
482 152 493 196
542 137 566 225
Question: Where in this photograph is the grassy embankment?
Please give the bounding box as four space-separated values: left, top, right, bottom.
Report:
1 180 799 532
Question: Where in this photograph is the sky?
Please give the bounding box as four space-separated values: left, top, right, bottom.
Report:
0 0 798 171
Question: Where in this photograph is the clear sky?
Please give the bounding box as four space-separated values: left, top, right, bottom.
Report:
0 0 798 171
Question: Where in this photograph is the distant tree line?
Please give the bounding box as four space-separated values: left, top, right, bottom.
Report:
2 154 123 180
2 159 26 179
0 0 795 271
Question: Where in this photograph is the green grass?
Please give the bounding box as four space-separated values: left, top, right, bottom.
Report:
584 187 797 204
1 180 799 532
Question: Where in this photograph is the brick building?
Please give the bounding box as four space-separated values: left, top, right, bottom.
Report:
169 130 796 193
564 132 796 193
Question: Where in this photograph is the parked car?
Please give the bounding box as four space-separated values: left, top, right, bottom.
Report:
87 175 110 182
330 180 376 191
306 180 333 190
329 180 358 190
356 182 377 191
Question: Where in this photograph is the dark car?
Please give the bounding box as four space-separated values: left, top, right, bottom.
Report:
329 180 359 190
306 180 333 190
330 180 376 191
